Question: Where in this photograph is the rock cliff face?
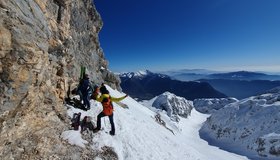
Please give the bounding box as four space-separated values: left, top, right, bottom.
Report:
0 0 120 159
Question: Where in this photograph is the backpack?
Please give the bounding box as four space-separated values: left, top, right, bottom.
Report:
102 96 114 116
91 85 99 100
71 112 81 130
81 116 94 133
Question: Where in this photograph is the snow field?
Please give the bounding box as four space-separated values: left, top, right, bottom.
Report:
62 85 248 160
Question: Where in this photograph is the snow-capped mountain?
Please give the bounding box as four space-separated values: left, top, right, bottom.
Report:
151 92 193 122
200 87 280 159
62 85 248 160
119 70 168 79
193 97 238 113
120 70 226 100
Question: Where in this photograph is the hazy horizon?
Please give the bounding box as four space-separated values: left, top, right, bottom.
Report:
115 68 280 75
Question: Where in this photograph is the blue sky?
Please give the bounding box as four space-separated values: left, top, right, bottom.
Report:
94 0 280 73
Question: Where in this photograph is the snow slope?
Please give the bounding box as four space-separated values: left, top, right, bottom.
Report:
62 85 248 160
200 87 280 159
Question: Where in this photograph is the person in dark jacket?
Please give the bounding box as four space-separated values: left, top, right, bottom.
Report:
99 83 107 95
77 74 92 110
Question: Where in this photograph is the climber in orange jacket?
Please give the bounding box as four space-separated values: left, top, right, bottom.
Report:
93 84 127 135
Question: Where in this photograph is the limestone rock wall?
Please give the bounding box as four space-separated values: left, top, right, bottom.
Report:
0 0 120 159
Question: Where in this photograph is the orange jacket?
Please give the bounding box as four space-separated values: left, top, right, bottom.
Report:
96 94 127 115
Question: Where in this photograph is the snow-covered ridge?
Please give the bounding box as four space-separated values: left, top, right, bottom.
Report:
119 70 151 78
200 87 280 159
151 92 193 122
119 70 168 79
193 97 238 113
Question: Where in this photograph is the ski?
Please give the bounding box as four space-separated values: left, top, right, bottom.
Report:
80 66 86 80
115 101 129 109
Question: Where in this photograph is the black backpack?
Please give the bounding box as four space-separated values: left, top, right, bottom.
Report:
71 112 81 130
80 116 94 133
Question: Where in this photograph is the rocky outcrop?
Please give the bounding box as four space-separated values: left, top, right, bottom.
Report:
152 92 193 122
0 0 120 159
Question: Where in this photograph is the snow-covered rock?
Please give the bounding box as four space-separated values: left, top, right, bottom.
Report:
200 87 280 159
152 92 193 122
193 97 238 113
257 133 280 157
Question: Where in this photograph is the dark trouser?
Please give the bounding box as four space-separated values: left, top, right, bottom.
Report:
96 112 115 134
82 94 90 109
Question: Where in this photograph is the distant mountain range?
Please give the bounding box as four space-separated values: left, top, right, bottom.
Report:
163 70 280 81
208 71 280 81
161 70 280 99
119 70 226 100
199 79 280 99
